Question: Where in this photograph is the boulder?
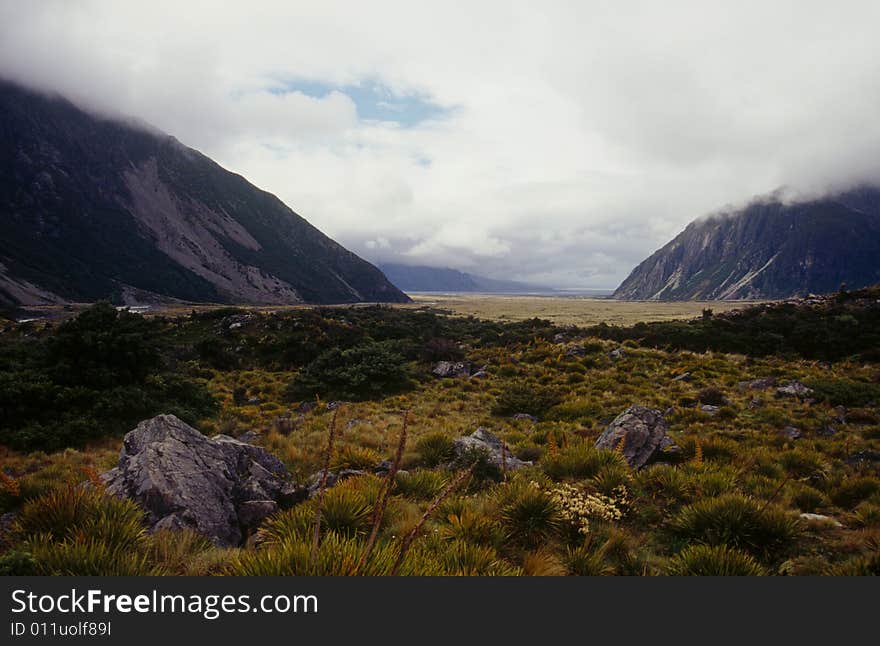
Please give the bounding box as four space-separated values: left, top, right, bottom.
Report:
102 414 304 546
595 406 669 469
453 428 531 471
432 361 471 378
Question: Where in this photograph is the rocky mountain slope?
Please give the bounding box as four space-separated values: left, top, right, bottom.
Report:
0 79 409 307
613 186 880 300
378 262 548 293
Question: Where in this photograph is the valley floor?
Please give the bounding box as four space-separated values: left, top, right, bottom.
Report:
1 291 878 575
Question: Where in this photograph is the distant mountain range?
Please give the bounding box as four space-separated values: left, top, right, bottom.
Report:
614 186 880 300
0 80 409 307
378 263 550 293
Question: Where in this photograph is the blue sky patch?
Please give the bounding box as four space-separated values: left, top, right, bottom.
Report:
268 78 451 127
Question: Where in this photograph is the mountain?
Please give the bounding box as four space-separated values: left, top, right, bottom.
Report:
613 186 880 300
378 263 550 293
0 80 409 307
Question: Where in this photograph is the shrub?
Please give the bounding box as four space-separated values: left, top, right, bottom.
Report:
668 494 799 560
285 341 413 401
697 387 727 406
666 544 766 576
497 481 563 547
26 535 155 576
439 540 519 575
331 446 382 471
807 379 880 407
318 486 374 539
395 470 449 501
491 382 562 417
415 432 455 467
564 545 614 576
422 338 464 362
15 486 146 550
0 550 38 575
831 477 880 509
543 443 623 481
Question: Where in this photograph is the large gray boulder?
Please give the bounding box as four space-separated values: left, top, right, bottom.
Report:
453 428 531 471
595 406 669 469
102 414 305 546
432 361 471 378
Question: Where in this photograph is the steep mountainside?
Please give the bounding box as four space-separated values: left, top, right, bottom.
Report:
0 80 409 307
378 263 549 293
613 187 880 300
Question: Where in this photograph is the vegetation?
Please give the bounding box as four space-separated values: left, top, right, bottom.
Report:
1 287 879 575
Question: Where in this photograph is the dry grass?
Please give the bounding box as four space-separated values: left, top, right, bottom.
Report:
403 294 756 326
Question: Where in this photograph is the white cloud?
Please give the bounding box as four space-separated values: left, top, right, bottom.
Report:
1 0 879 287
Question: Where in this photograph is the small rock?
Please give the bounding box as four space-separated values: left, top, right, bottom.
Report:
776 381 814 399
566 344 587 357
745 378 777 390
246 397 261 405
781 426 802 440
799 513 843 528
512 413 539 422
659 435 681 455
432 361 471 378
700 404 720 415
595 405 669 469
609 348 625 360
306 469 366 497
373 460 394 475
748 397 763 409
844 450 880 465
469 370 489 380
553 333 567 343
326 401 343 410
452 428 530 471
832 406 847 424
816 425 838 437
671 372 692 382
346 419 362 430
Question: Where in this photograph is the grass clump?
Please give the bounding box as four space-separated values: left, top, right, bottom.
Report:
668 494 799 561
415 432 455 467
666 544 766 576
497 481 564 548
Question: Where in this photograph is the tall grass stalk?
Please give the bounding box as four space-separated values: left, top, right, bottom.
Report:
310 408 339 566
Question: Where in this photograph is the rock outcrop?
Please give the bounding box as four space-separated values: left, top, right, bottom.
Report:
453 428 531 471
595 406 669 469
102 415 305 546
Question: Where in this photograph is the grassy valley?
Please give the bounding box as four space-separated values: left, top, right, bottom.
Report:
1 288 879 576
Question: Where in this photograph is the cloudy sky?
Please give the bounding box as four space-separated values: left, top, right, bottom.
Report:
2 1 879 288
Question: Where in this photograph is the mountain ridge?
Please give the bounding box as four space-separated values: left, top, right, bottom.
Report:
0 79 409 307
378 262 551 293
613 186 880 300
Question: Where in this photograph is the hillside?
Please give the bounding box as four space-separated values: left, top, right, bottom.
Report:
613 186 880 300
379 262 548 293
0 80 409 307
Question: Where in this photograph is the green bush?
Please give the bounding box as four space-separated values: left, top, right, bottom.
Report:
666 544 766 576
415 432 455 467
668 494 799 560
831 476 880 509
285 341 413 401
543 443 623 481
497 481 563 548
395 470 449 501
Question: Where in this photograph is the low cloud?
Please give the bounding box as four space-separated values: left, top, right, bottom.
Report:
2 1 879 288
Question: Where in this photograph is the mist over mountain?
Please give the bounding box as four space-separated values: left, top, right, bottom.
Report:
378 263 551 294
0 80 409 308
613 186 880 300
